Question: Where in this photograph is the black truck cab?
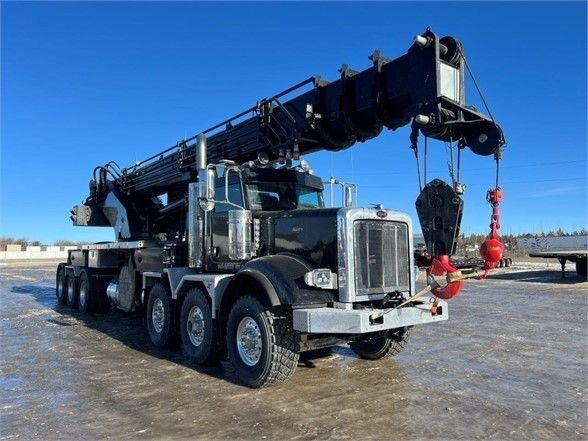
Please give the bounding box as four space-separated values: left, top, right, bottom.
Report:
208 164 328 270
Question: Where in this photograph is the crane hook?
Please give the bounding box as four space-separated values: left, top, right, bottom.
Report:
426 255 464 299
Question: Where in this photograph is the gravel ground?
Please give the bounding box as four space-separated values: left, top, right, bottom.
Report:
1 260 587 440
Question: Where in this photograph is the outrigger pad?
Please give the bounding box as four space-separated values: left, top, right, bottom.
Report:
415 179 463 257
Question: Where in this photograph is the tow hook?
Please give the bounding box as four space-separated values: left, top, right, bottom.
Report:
431 297 441 315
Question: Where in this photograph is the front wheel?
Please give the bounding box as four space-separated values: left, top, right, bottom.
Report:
350 327 411 360
227 296 298 388
180 287 220 365
146 283 175 348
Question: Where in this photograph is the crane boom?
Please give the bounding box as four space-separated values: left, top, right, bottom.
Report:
111 28 502 199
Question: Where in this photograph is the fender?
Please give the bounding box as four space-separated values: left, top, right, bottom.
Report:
229 254 337 307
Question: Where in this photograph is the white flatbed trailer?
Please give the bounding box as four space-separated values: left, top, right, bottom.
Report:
529 251 587 278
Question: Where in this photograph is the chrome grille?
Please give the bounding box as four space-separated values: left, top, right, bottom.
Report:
354 220 410 295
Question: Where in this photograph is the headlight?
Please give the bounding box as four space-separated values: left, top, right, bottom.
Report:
304 268 338 290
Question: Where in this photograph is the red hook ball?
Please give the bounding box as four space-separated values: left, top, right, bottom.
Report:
480 238 504 268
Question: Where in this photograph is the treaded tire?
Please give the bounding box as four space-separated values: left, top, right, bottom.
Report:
180 287 221 365
227 296 299 388
78 270 106 314
65 273 78 309
56 266 67 305
350 327 411 360
146 283 175 348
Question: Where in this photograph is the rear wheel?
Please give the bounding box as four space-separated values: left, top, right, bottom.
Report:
180 287 220 365
56 266 67 305
147 283 175 347
350 327 410 360
227 296 298 388
66 273 78 308
78 270 106 314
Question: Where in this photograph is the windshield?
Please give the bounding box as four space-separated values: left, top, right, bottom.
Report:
246 182 324 210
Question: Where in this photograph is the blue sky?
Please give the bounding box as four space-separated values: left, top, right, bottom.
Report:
1 1 586 244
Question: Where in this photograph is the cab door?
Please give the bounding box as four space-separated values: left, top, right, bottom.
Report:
209 177 245 266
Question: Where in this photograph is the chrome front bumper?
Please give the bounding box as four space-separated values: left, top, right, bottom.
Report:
292 299 448 334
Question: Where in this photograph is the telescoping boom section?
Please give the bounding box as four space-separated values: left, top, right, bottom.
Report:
122 30 501 197
62 29 505 388
79 28 502 222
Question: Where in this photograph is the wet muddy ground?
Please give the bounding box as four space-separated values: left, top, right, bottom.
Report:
1 260 587 440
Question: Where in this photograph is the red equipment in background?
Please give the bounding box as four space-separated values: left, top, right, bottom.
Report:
480 188 504 269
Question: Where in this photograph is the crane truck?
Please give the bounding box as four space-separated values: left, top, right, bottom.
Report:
56 28 504 387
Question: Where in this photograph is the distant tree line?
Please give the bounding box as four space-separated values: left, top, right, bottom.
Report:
516 228 587 238
0 237 88 247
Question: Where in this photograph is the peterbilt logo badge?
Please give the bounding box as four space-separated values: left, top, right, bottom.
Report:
376 210 388 218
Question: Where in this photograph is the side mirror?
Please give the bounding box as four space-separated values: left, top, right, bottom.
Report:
198 168 216 211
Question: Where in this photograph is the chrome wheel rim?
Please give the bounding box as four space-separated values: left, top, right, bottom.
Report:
67 279 75 304
152 298 165 334
187 305 205 347
79 280 87 307
236 316 262 366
